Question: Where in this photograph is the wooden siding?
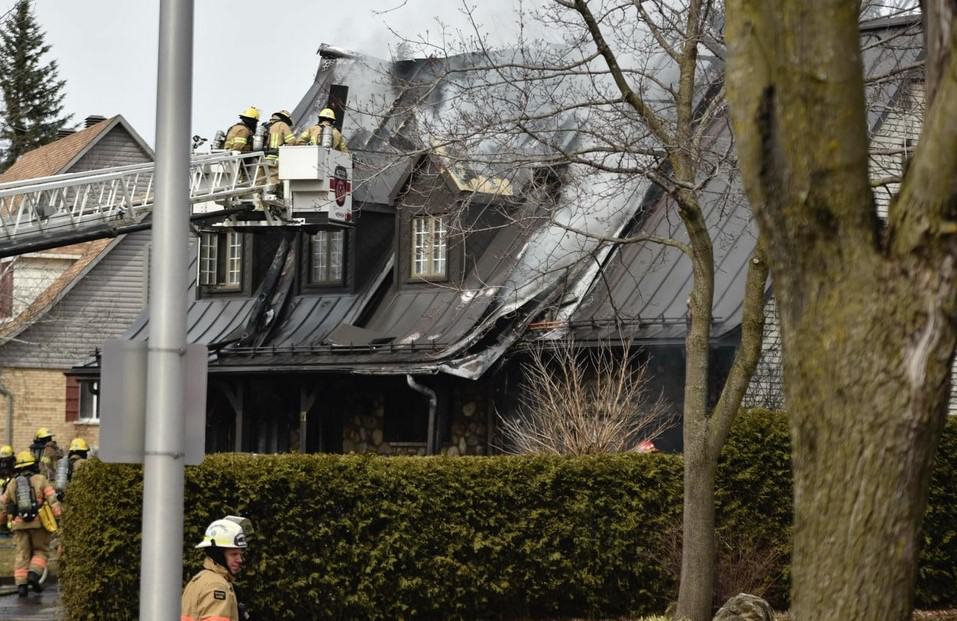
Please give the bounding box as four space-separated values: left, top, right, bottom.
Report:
0 230 150 368
0 124 153 369
869 80 924 218
70 124 152 172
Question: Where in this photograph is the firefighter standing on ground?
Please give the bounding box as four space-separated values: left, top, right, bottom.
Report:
67 437 90 475
224 107 261 152
0 445 12 536
29 428 60 482
181 516 253 621
0 451 60 597
299 108 349 153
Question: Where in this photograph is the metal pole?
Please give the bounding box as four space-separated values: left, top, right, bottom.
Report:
139 0 193 619
0 381 12 446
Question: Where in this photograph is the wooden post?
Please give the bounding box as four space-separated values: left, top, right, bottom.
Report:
299 384 317 453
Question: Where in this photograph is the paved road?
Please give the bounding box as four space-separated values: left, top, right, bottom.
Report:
0 581 61 620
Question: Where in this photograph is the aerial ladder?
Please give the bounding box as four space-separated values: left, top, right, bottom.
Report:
0 143 353 258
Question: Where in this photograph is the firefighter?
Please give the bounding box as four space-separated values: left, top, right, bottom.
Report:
266 109 298 161
181 516 252 621
0 451 60 597
67 437 90 476
299 107 349 153
224 107 261 153
0 445 12 536
0 445 12 481
29 428 61 482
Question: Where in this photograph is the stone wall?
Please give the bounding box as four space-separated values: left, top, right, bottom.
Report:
341 382 488 456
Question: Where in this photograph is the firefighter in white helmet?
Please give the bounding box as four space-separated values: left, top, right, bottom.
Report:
299 107 349 153
181 516 252 621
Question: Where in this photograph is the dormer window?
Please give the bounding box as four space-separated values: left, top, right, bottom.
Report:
411 215 447 279
308 229 346 285
199 230 243 290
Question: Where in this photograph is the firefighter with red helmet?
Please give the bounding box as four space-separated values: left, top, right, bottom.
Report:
0 450 61 597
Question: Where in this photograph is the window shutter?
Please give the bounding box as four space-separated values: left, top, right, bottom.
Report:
0 261 13 318
65 376 80 422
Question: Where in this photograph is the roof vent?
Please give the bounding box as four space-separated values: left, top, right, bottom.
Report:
56 128 75 139
84 115 107 128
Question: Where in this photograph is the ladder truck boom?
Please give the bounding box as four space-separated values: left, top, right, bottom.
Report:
0 151 271 258
0 145 354 258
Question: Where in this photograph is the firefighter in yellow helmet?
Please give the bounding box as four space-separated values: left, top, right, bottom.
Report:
224 106 260 152
0 451 61 597
181 516 253 621
67 437 90 476
265 109 298 161
30 427 61 482
299 107 349 153
0 445 12 536
0 444 13 480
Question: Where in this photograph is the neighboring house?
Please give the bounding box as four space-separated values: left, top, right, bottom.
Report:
0 115 153 451
64 17 924 456
744 16 931 411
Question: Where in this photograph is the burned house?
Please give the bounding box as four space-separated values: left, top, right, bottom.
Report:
63 16 928 456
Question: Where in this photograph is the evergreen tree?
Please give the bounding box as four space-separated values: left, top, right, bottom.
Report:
0 0 71 171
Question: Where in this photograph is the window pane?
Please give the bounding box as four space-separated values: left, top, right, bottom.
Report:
432 219 447 276
226 232 242 287
199 233 218 285
311 230 345 284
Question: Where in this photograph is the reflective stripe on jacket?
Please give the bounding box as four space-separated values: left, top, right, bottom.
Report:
0 473 60 530
181 557 238 621
267 120 298 160
224 123 252 152
298 123 349 153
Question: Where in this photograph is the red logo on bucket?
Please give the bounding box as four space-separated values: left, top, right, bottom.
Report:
332 165 350 206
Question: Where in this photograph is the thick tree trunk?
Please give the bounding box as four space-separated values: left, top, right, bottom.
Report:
784 265 954 620
725 1 957 617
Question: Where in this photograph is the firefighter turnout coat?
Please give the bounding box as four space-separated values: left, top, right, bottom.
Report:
181 557 239 621
0 473 61 586
224 123 254 153
299 123 349 153
267 119 298 160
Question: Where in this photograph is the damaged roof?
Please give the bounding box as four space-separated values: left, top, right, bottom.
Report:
102 18 922 380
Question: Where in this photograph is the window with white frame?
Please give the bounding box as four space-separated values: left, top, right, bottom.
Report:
198 231 244 290
411 215 447 279
308 230 345 285
79 381 99 422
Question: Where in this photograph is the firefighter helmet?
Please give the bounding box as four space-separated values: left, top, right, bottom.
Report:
318 108 336 122
69 438 90 452
34 427 53 441
0 444 12 459
240 106 261 121
15 450 35 469
196 518 249 549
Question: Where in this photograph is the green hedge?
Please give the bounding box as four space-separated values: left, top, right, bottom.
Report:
59 411 957 619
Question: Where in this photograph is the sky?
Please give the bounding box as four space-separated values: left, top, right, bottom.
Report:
26 0 524 147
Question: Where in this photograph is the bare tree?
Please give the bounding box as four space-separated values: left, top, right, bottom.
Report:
499 339 674 455
726 2 957 620
381 3 769 619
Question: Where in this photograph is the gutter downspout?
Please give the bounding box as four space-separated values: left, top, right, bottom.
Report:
406 375 437 455
0 382 11 446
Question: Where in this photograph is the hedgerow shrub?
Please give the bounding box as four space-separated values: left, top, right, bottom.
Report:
61 453 683 620
59 410 957 619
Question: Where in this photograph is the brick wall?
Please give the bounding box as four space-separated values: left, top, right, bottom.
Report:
0 367 99 454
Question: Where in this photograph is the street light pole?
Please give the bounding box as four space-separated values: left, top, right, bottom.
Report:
139 0 194 619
